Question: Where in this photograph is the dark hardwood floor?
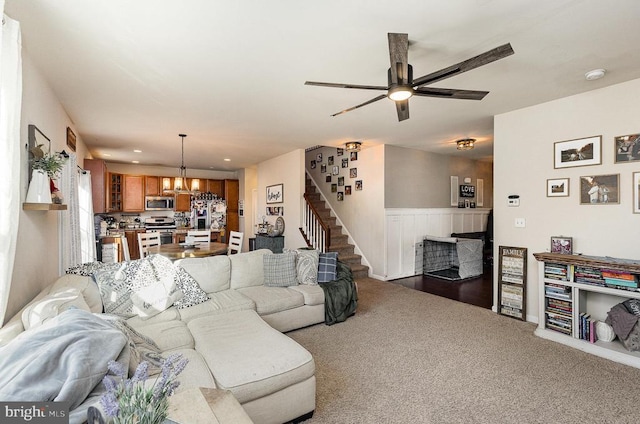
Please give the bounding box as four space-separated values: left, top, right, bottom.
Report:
391 267 493 309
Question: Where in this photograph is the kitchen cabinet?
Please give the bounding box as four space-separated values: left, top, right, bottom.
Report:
145 176 161 196
108 173 123 212
123 175 145 212
206 179 224 198
225 179 240 233
84 159 108 213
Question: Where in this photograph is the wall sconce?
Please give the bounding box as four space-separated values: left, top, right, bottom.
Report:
456 138 475 151
345 141 362 152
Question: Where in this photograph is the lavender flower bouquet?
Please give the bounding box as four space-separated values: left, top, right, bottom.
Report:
96 353 188 424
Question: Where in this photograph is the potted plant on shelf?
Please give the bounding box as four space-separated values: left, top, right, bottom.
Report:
26 145 67 204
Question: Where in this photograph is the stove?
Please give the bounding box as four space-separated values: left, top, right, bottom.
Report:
144 216 177 231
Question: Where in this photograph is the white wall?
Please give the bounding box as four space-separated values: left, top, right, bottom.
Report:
7 54 87 322
257 149 306 249
384 144 494 209
494 77 640 323
238 167 257 252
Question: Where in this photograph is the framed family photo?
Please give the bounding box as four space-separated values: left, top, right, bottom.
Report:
554 135 601 169
551 236 573 254
546 178 569 197
579 174 619 205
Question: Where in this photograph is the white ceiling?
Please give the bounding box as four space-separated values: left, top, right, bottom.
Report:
6 1 640 171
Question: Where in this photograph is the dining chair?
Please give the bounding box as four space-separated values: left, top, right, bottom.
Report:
187 230 211 247
227 231 244 255
138 231 161 258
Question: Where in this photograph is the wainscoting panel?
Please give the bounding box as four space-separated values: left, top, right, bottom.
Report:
384 208 490 280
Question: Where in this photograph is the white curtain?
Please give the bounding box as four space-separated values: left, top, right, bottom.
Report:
0 11 22 325
78 170 96 262
59 153 82 272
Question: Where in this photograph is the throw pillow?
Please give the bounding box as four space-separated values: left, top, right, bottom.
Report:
318 252 339 283
21 287 91 330
173 267 210 309
296 248 319 285
93 264 135 318
263 251 299 287
130 275 184 320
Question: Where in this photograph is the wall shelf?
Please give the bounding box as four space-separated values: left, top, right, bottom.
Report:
23 203 67 211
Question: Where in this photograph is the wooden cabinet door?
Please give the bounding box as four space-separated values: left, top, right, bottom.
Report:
224 179 239 212
145 176 160 196
207 179 224 198
123 175 145 212
175 193 191 212
226 212 239 233
84 159 107 213
108 173 123 212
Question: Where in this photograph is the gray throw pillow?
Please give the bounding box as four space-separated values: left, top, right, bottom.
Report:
318 252 338 283
263 251 299 287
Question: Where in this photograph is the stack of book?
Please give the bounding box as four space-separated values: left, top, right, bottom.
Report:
544 263 568 281
545 283 571 300
574 266 604 287
545 287 572 335
578 313 597 343
601 269 639 292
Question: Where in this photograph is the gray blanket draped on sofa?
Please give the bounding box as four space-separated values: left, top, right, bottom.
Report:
319 261 358 325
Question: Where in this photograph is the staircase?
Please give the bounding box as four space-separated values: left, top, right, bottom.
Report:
302 177 369 279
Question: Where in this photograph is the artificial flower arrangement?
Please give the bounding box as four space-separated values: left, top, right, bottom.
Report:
30 144 67 179
88 353 188 424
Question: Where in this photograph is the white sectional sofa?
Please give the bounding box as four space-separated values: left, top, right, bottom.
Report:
0 249 326 424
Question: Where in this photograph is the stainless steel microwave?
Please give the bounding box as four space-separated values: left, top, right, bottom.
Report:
145 196 175 211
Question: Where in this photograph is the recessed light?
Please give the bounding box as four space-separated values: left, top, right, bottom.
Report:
585 69 606 81
103 153 111 157
132 160 139 164
224 158 231 162
133 149 142 153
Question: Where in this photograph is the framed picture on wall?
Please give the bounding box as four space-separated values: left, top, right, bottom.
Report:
615 133 640 163
546 178 569 197
633 172 640 213
266 184 284 204
66 127 76 152
554 135 601 169
579 174 619 204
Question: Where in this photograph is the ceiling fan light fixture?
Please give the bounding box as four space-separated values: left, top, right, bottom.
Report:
387 86 413 101
345 141 362 152
456 138 476 151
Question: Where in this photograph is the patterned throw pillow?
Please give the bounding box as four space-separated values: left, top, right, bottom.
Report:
94 255 209 317
173 267 209 309
318 252 338 283
263 251 299 287
296 249 319 285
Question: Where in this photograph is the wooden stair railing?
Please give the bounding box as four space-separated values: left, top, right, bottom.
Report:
300 193 331 252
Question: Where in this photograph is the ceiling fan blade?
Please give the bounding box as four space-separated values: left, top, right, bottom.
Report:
305 81 388 90
395 99 410 121
388 33 409 84
330 94 387 117
412 43 514 87
413 87 489 100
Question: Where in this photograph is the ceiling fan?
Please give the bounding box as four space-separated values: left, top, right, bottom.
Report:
305 33 514 122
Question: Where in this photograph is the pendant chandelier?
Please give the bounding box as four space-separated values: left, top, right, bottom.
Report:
163 134 200 194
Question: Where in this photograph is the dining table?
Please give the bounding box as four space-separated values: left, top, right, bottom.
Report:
152 242 228 260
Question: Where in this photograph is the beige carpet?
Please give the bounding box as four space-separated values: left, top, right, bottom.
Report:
288 278 640 424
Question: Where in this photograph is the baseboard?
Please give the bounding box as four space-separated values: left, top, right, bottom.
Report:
285 410 314 424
